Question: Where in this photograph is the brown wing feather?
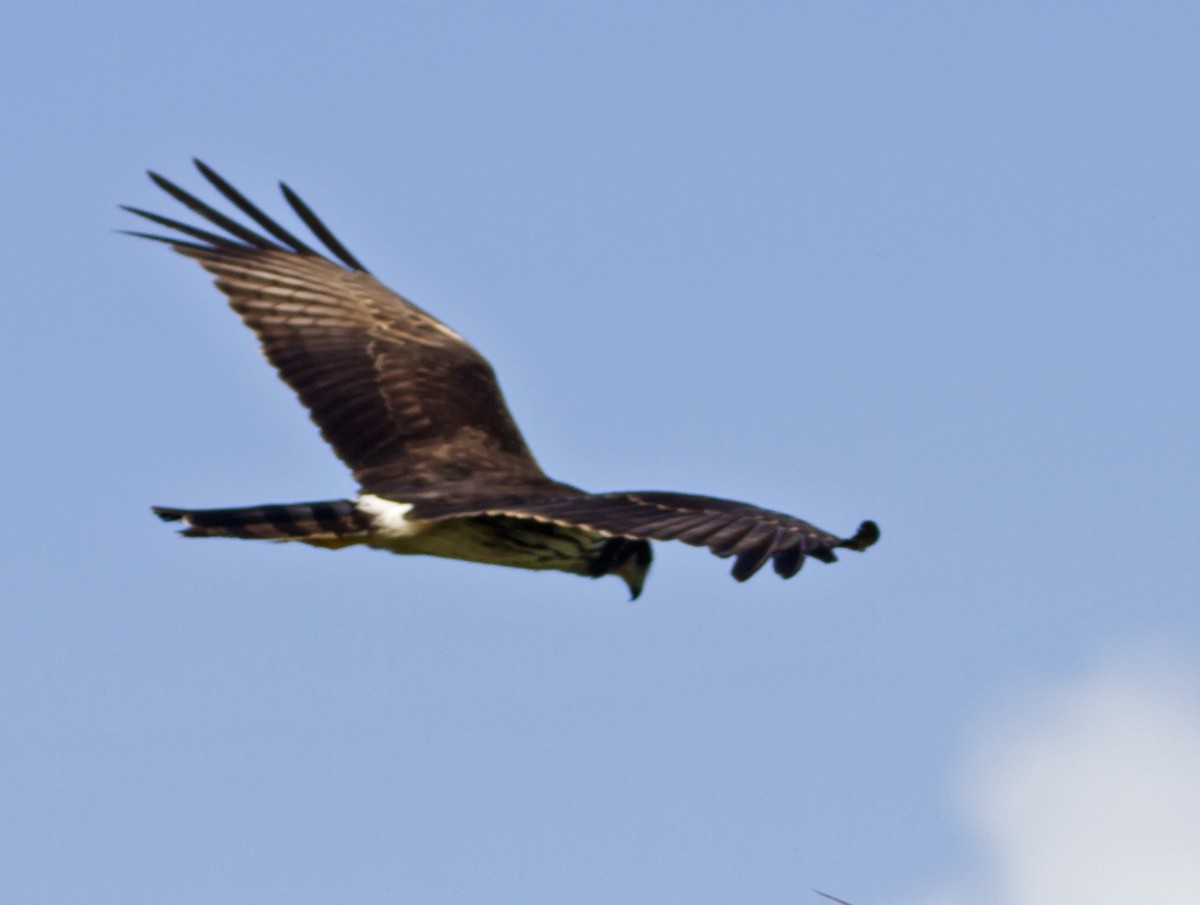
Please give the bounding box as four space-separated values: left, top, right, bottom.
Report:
408 491 880 582
126 162 546 489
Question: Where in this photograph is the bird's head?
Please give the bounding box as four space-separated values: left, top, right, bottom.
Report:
615 539 653 600
589 535 653 599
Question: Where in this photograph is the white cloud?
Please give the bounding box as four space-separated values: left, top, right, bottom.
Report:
908 647 1200 905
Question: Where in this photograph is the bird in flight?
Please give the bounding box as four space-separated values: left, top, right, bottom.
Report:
127 161 878 598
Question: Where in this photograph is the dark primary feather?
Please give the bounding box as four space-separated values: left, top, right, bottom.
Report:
191 159 319 256
278 181 367 271
119 206 242 248
148 170 278 249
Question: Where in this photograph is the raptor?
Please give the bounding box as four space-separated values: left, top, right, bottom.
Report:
128 161 878 598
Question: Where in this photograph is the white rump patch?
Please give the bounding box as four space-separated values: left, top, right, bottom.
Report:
355 494 423 538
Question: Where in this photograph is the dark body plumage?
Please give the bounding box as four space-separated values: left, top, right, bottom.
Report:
130 161 878 598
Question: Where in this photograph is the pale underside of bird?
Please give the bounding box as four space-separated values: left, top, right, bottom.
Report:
127 161 878 598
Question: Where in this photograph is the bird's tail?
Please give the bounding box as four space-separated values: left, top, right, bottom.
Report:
153 500 370 546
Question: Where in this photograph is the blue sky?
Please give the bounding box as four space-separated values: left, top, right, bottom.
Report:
3 3 1198 903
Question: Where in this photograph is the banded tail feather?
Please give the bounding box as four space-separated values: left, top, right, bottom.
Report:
153 500 370 545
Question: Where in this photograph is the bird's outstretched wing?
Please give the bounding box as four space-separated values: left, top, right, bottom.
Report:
124 159 546 491
408 491 879 581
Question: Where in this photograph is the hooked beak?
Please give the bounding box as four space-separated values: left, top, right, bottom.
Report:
617 541 652 601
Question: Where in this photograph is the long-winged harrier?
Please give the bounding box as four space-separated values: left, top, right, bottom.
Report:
128 161 878 598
